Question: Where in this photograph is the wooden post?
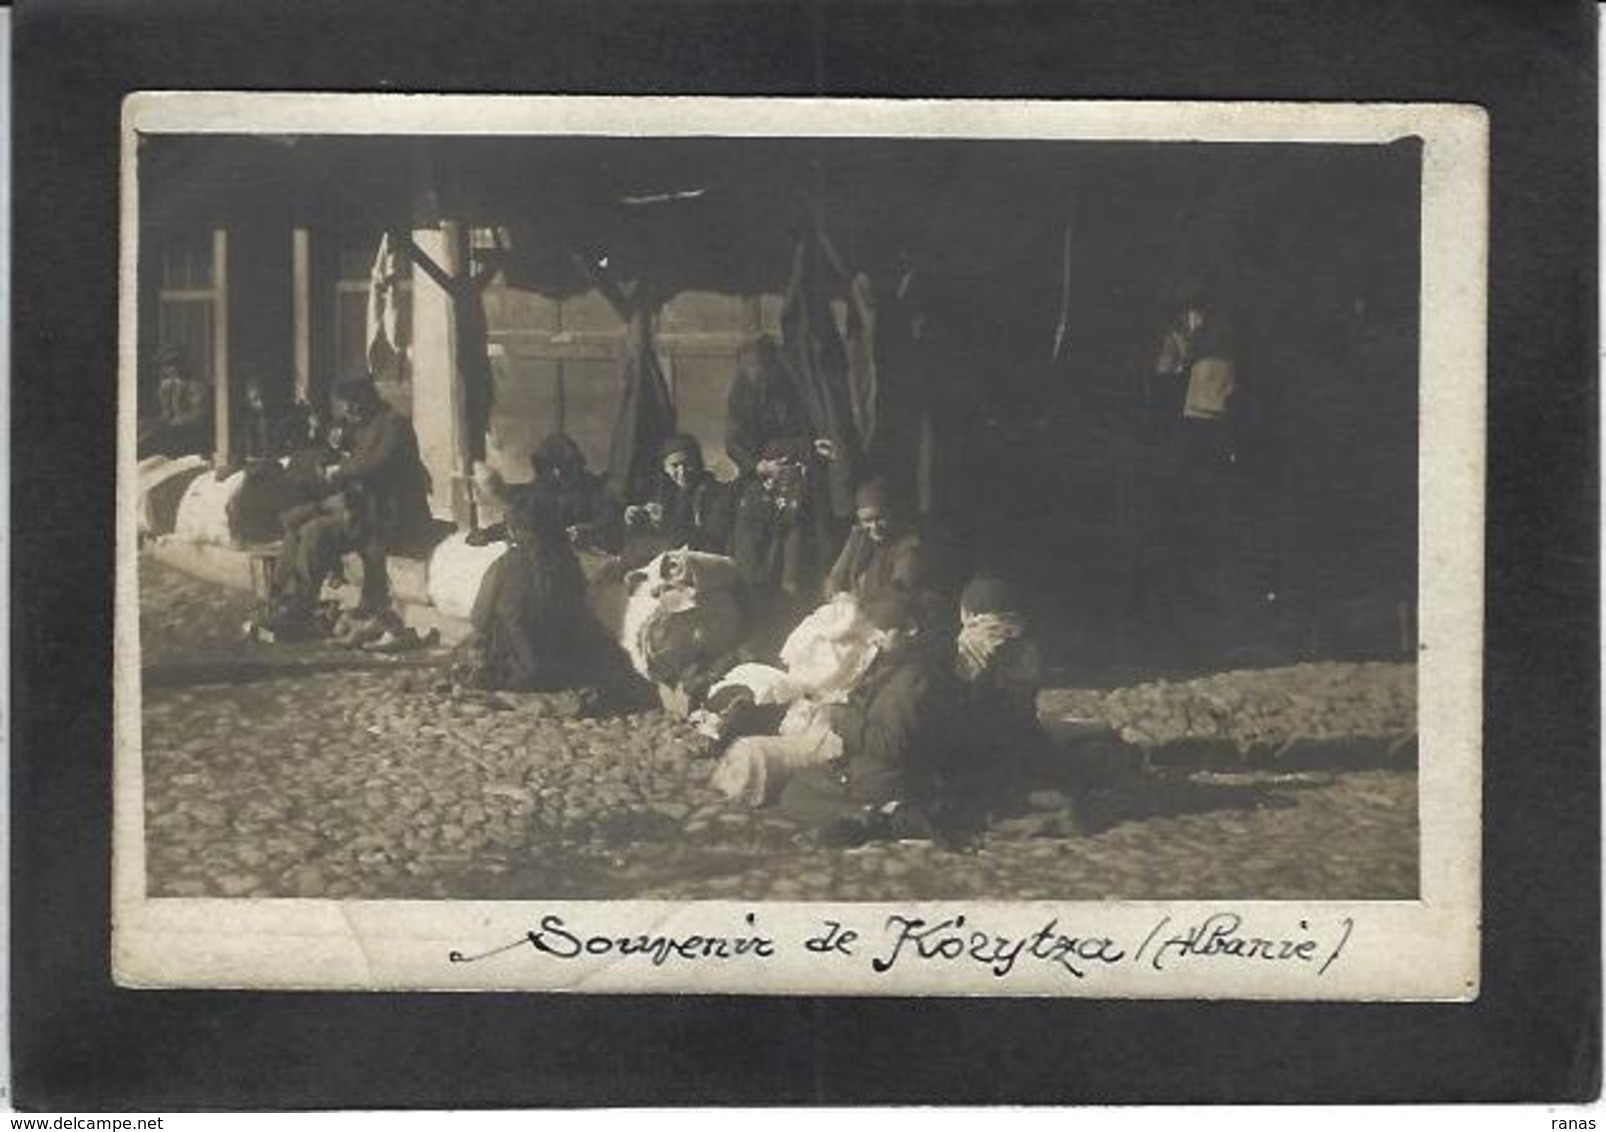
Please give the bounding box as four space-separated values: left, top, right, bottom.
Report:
210 227 231 465
291 227 312 404
443 219 477 473
408 226 463 525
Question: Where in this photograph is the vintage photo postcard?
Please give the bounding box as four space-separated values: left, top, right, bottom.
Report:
113 94 1485 998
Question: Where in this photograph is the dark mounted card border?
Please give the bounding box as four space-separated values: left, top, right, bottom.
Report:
11 0 1599 1109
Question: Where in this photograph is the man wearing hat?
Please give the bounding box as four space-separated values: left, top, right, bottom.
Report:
271 373 432 622
777 587 956 845
138 342 212 458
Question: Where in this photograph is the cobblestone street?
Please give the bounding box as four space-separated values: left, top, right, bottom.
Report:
137 558 1420 902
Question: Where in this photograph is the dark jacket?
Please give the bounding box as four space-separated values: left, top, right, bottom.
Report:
621 472 734 567
530 433 620 551
329 405 433 548
654 472 734 553
725 373 812 477
832 646 955 806
238 402 313 463
823 527 930 602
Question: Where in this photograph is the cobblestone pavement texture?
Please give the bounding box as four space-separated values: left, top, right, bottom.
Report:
138 558 1419 902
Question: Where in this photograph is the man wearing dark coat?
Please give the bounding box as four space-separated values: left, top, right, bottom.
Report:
223 379 325 544
234 378 315 464
269 374 433 621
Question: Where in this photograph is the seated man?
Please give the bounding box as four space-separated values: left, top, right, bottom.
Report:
777 589 957 845
622 433 733 567
266 374 432 628
448 492 626 694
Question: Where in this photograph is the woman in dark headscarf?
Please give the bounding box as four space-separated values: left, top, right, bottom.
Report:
451 491 623 693
529 431 618 549
622 433 734 566
468 431 620 553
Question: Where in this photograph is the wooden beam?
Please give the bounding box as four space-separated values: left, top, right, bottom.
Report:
210 227 231 465
385 226 455 295
444 220 477 472
291 227 312 403
566 251 633 321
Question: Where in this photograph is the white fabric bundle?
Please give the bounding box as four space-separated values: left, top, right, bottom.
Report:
171 467 244 546
136 454 209 537
620 548 744 683
425 534 512 621
709 593 879 708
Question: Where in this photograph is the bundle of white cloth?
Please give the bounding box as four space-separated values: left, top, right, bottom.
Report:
707 593 882 807
711 592 879 707
619 548 743 686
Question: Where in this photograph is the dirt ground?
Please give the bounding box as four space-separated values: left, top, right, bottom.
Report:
137 557 1419 902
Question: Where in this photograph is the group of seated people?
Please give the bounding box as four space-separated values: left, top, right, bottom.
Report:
456 415 1049 846
235 373 438 641
230 339 1061 846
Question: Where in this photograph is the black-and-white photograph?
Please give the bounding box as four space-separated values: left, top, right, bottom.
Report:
114 96 1484 997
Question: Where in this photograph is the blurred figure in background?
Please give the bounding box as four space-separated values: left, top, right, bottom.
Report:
138 342 212 459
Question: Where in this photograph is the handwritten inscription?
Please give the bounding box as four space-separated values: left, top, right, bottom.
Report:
1136 913 1353 976
872 915 1125 979
449 909 1356 983
449 912 776 967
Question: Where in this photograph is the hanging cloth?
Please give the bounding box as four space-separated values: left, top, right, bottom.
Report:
858 267 939 516
366 234 404 380
779 236 860 519
605 300 677 505
843 272 880 456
